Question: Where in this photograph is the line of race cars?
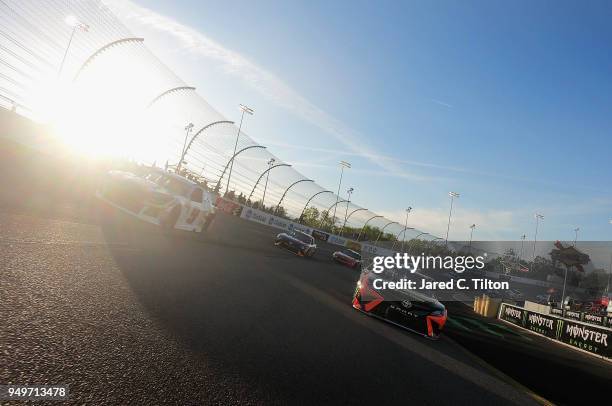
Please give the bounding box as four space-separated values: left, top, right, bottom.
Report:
274 229 362 269
273 230 447 339
97 166 447 340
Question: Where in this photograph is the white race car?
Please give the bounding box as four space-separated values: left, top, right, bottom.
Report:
96 167 216 233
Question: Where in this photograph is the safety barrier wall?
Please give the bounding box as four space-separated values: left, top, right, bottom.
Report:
498 303 611 359
215 197 394 255
549 307 610 328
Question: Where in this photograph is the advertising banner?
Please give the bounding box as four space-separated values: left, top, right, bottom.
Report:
499 304 525 327
557 319 611 358
289 223 312 235
345 240 361 251
239 206 313 236
582 312 606 327
525 311 558 338
240 207 271 225
500 304 611 359
564 310 582 322
267 214 291 230
327 235 348 246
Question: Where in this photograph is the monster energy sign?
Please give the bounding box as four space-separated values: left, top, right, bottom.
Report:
499 304 524 326
525 312 557 338
558 320 610 357
498 304 611 358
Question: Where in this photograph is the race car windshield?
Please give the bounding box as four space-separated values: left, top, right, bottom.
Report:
158 176 190 197
344 250 361 260
291 231 313 244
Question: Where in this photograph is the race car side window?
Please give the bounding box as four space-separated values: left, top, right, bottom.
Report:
190 188 203 203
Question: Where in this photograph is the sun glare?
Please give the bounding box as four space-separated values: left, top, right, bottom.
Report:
32 49 171 163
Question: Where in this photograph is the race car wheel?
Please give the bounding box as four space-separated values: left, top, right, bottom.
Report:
161 205 181 233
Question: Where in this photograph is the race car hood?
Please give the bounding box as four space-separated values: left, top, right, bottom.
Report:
335 252 361 262
106 171 177 205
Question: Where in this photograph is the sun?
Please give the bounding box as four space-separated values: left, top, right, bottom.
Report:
31 47 172 163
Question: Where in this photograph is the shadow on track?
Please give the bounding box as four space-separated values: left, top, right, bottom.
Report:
98 209 537 405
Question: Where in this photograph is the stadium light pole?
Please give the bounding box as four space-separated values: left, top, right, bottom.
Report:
333 161 351 225
58 15 89 77
177 123 194 172
226 104 254 194
519 234 526 262
357 215 384 241
375 221 398 243
261 158 275 208
607 220 612 294
573 227 580 247
533 213 544 259
401 207 413 253
341 187 354 234
468 224 476 254
445 192 459 247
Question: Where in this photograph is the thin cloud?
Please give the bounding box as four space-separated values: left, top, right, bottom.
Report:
431 99 453 108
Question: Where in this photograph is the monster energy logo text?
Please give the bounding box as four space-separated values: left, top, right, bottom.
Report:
528 314 554 329
566 324 608 346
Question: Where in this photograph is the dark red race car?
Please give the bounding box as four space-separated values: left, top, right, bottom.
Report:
352 271 447 339
332 249 361 269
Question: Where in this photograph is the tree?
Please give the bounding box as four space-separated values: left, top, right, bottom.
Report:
300 206 320 227
275 205 286 217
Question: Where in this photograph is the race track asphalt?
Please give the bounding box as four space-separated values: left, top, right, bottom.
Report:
0 209 541 405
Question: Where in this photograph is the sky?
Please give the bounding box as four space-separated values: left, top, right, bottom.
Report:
106 0 612 242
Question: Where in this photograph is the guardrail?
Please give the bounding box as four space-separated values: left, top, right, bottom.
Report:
214 197 396 257
499 303 611 359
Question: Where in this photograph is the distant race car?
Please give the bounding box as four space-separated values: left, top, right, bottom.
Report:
352 271 447 339
275 230 317 257
332 249 361 269
96 167 216 233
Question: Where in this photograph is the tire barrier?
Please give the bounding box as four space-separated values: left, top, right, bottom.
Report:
499 303 611 359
